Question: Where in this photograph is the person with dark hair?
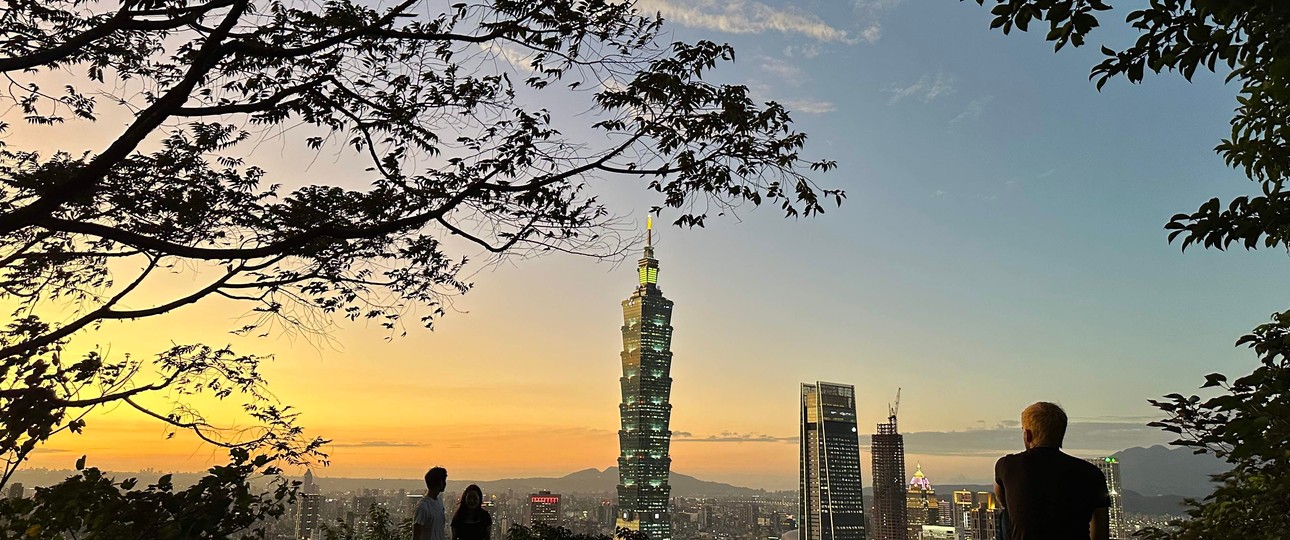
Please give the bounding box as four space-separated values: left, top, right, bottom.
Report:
451 484 492 540
995 402 1110 540
413 467 448 540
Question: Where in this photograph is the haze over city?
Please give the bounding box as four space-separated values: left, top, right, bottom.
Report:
10 0 1279 495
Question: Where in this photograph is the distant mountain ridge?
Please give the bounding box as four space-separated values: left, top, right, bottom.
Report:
371 467 770 498
1112 444 1228 498
7 466 772 499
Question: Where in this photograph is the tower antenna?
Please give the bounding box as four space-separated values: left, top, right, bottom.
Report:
646 214 653 247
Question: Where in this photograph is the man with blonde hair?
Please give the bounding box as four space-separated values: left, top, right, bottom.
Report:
994 402 1110 540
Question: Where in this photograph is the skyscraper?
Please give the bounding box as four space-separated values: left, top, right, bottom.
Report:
295 470 322 540
967 492 1002 540
616 217 675 540
952 491 1000 540
871 399 907 540
905 465 939 540
800 382 868 540
950 491 974 540
1086 457 1126 539
529 490 562 527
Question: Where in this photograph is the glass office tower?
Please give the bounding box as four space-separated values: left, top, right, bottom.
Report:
801 382 868 540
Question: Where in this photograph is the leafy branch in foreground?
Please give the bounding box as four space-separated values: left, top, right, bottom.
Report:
0 450 296 540
0 0 837 489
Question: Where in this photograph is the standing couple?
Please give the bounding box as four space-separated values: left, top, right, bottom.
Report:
413 467 493 540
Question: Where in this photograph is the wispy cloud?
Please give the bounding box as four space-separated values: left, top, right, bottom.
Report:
479 42 539 74
785 100 836 115
896 421 1170 457
29 447 77 454
950 95 994 125
854 0 907 10
758 56 805 83
637 0 858 43
675 431 798 443
328 441 427 448
852 0 905 43
673 421 1168 455
886 73 956 104
784 43 822 59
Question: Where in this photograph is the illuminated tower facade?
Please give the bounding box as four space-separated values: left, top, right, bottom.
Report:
1086 457 1126 539
800 382 868 540
871 410 907 540
905 465 939 540
951 491 999 540
529 491 562 527
616 217 675 540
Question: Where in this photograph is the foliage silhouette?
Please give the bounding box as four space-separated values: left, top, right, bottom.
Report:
968 0 1290 537
0 449 294 539
321 503 410 540
0 0 838 493
505 522 649 540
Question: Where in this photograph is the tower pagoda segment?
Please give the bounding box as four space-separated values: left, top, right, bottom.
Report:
616 218 675 540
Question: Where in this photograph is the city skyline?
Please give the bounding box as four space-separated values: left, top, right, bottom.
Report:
10 0 1270 491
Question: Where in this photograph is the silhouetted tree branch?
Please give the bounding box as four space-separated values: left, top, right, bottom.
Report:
0 0 838 490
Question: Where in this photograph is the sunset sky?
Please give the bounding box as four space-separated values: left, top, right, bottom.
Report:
11 0 1286 491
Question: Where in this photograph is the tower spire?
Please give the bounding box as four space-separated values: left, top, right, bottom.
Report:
646 215 653 248
638 216 659 288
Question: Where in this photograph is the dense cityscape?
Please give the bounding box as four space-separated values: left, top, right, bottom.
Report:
103 448 1172 540
62 461 1163 540
0 223 1193 540
182 228 1176 540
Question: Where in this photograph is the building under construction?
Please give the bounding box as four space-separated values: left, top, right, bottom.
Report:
871 390 908 540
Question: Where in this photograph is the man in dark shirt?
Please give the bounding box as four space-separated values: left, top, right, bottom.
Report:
994 402 1111 540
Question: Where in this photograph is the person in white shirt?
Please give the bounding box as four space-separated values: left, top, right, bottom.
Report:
413 467 448 540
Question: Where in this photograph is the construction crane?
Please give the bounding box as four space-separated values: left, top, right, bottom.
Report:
888 387 902 425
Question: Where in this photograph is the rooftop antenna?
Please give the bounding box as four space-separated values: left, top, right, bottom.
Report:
646 214 652 247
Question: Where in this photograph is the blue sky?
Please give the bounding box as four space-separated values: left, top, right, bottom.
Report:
517 0 1282 484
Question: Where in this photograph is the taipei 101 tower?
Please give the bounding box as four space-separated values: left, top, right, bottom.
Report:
615 217 675 540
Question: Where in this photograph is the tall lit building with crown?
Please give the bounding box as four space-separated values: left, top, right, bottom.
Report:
905 465 939 540
616 217 675 540
1086 457 1126 539
800 382 868 540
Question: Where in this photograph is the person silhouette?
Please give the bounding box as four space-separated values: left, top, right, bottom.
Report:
450 484 492 540
413 467 448 540
994 402 1110 540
